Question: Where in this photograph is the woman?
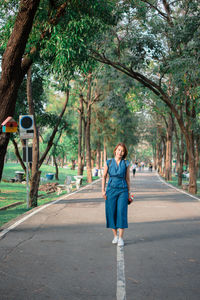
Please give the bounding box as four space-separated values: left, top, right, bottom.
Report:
102 143 130 247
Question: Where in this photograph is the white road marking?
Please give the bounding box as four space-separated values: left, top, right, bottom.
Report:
0 178 102 240
117 245 126 300
156 173 200 202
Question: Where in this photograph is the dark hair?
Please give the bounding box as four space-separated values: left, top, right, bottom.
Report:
113 143 128 159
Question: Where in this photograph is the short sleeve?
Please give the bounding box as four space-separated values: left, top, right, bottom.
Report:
125 160 130 167
106 159 112 167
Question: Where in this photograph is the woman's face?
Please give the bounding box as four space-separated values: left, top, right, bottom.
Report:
115 145 125 159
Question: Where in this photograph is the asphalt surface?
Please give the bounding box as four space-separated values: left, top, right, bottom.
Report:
0 170 200 300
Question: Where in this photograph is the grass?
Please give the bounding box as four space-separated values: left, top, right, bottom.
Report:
163 175 200 198
0 183 26 208
0 162 98 228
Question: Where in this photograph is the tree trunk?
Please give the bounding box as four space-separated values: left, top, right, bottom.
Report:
165 114 173 181
46 156 51 165
0 0 40 181
103 137 107 167
185 133 197 194
158 147 162 174
82 118 86 174
156 126 163 174
78 95 84 175
195 135 199 177
53 156 59 180
179 134 184 185
27 66 40 207
156 143 159 172
12 139 26 173
100 151 103 169
157 138 162 174
153 155 157 171
91 150 95 169
174 123 183 186
96 141 101 169
86 107 92 182
162 137 166 177
152 145 157 170
71 160 76 170
85 74 92 183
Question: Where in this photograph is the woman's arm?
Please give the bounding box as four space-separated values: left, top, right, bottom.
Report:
126 165 131 195
102 164 108 199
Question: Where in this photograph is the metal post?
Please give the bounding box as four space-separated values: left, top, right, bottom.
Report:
26 139 29 208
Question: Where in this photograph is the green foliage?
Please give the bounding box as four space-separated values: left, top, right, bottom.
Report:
90 64 139 157
135 144 153 163
89 0 200 161
0 0 116 79
14 64 46 118
38 0 116 79
0 1 18 54
38 85 78 161
61 135 78 160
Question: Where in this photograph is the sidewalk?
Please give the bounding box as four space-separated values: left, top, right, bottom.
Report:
0 171 200 300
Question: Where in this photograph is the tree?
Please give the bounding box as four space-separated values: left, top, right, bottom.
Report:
0 0 116 180
87 64 139 164
0 0 40 180
91 0 200 193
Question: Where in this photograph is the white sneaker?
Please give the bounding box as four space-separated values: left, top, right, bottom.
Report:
112 236 118 244
118 238 124 247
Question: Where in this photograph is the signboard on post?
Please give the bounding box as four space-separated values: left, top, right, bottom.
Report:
19 115 34 208
19 115 34 139
23 147 32 162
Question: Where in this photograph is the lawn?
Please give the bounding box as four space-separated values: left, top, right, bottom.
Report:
165 175 200 198
0 162 98 228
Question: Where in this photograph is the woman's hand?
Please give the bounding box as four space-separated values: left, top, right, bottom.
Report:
128 192 134 199
102 191 107 200
102 165 108 200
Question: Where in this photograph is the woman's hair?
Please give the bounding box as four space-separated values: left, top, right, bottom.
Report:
113 143 128 159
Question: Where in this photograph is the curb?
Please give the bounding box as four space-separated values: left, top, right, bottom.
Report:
156 172 200 202
0 202 23 211
0 178 102 240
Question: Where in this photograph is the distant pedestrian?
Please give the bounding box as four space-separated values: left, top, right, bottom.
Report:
132 163 137 177
149 163 153 172
102 142 131 247
141 161 145 170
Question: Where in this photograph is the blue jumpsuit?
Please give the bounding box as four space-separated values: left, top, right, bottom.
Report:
106 158 130 229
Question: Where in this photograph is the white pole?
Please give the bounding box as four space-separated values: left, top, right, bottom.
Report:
26 139 29 209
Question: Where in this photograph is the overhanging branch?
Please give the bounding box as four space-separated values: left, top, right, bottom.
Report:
21 0 71 74
90 49 188 137
39 89 69 168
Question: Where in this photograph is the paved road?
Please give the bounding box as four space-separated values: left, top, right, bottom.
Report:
0 171 200 300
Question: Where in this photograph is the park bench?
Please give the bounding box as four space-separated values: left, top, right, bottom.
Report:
73 175 83 189
57 175 83 195
175 172 189 179
182 183 189 191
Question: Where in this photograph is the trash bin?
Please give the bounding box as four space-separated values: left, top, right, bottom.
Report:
46 173 54 180
15 171 24 182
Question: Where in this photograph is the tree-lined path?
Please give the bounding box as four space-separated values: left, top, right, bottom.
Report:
0 171 200 300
